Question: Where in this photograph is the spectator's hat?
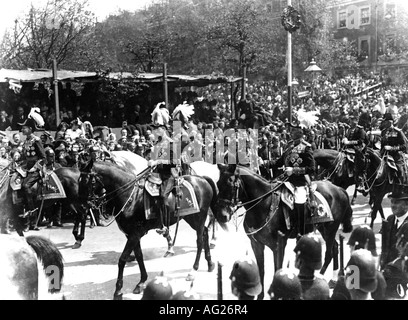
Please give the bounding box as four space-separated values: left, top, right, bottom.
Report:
388 186 408 200
141 274 173 300
345 249 377 293
347 225 377 256
294 233 322 270
230 258 262 297
268 269 302 300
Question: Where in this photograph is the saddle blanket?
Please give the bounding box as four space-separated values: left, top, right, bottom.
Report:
280 182 333 225
10 171 66 205
144 178 200 220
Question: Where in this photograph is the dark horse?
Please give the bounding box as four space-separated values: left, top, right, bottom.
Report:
78 160 217 300
214 164 353 300
0 158 91 246
314 148 392 228
0 234 64 299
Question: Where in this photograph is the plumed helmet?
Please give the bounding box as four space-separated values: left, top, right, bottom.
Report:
19 118 37 132
268 269 302 300
294 233 322 270
229 258 262 297
141 275 173 300
345 249 378 293
347 225 377 256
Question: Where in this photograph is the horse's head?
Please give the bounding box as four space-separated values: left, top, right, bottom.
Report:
78 161 104 201
214 164 243 223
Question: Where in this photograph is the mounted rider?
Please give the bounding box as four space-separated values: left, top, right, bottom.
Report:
17 112 46 230
274 121 317 237
147 102 180 236
341 114 369 194
379 112 408 191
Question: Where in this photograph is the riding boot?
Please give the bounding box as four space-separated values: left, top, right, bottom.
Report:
156 202 169 236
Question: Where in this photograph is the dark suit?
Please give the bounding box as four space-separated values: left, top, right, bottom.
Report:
380 215 408 270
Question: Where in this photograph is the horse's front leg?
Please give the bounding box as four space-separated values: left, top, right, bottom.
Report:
163 232 174 257
203 226 215 272
250 237 266 300
132 240 148 295
72 207 86 249
351 186 358 205
114 236 138 300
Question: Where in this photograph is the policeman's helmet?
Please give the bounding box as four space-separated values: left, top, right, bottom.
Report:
268 269 302 300
345 249 378 293
170 287 200 300
229 258 262 297
294 233 323 270
141 274 173 300
347 225 377 256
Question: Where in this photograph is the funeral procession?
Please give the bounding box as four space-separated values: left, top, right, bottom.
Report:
2 0 408 304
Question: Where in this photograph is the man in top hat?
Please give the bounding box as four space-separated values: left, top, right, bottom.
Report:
379 112 408 188
274 123 317 237
382 222 408 299
341 114 369 194
18 117 46 230
380 188 408 271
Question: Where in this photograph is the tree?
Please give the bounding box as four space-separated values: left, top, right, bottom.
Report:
0 0 96 69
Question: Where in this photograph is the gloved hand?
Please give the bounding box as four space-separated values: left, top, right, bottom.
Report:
285 167 293 176
384 145 392 151
342 138 349 145
148 159 158 167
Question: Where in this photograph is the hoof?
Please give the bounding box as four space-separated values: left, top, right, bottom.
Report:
164 248 175 257
208 261 216 272
113 293 123 300
72 241 82 249
133 285 143 295
328 279 337 289
210 242 216 249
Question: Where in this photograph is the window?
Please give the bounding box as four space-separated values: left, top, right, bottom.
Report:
384 0 396 20
338 10 347 28
360 6 370 25
384 33 397 54
358 36 371 58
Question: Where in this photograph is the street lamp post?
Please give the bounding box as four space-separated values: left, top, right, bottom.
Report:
304 58 322 99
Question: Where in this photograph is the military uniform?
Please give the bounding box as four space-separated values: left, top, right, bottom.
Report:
380 117 408 186
343 119 369 191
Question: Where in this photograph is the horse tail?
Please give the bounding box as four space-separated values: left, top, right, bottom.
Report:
340 189 353 233
202 176 219 210
25 235 64 293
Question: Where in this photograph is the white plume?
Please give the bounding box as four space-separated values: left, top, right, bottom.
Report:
172 101 195 122
297 109 319 129
151 102 170 126
28 107 45 127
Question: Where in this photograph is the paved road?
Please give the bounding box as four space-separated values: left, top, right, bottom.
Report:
20 186 392 300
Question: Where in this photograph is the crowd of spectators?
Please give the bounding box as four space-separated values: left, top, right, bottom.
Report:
0 72 408 172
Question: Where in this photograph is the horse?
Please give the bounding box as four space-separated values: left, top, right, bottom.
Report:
313 148 360 204
77 159 218 299
213 164 353 300
363 147 393 228
0 234 64 300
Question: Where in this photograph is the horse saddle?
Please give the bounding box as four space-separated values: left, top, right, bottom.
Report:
280 182 333 226
145 173 162 197
144 178 199 220
40 170 66 200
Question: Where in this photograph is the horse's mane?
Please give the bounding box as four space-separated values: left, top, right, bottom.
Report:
236 164 272 184
93 160 130 175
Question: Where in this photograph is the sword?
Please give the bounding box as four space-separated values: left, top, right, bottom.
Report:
89 208 97 227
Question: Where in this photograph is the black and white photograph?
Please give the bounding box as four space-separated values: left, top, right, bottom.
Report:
0 0 408 307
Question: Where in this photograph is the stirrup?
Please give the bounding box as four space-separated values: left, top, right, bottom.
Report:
156 226 169 236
